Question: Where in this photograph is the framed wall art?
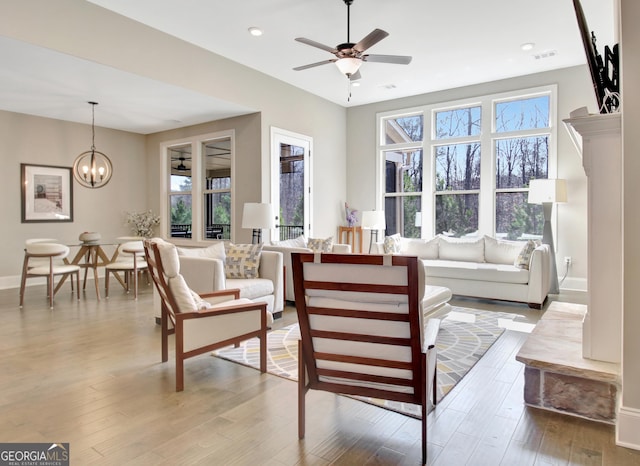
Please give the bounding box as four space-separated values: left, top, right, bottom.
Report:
21 163 73 223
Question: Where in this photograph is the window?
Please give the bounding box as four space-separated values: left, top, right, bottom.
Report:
494 95 550 239
168 144 192 238
434 106 481 236
378 86 556 239
383 114 423 238
162 131 234 242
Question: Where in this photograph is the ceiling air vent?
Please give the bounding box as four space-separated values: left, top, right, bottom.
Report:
533 50 558 60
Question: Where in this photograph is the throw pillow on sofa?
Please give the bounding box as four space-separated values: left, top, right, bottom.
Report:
402 237 439 259
383 233 402 254
307 237 333 252
438 235 485 262
514 240 537 270
484 236 526 265
224 243 263 279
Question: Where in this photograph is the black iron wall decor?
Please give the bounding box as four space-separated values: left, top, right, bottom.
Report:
572 0 620 114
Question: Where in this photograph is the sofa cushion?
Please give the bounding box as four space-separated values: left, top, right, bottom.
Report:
307 237 333 252
438 236 485 262
401 237 439 259
224 243 263 279
424 259 529 284
383 233 402 254
484 236 526 265
226 278 274 300
177 242 225 260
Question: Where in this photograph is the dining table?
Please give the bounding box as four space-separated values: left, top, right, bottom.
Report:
58 241 126 300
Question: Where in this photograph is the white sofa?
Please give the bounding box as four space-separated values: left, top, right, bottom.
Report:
263 236 351 302
374 235 551 308
176 243 284 317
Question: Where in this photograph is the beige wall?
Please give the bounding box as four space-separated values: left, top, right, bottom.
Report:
346 66 595 290
0 110 147 287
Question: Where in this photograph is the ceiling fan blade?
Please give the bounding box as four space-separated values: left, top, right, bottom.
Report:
293 59 337 71
354 29 389 53
363 54 412 65
295 37 337 54
349 70 362 81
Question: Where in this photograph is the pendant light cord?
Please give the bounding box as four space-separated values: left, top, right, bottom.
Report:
90 102 97 151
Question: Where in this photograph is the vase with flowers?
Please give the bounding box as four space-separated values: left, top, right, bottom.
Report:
126 210 160 238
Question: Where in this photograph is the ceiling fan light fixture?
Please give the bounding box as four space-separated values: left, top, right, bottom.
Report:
335 57 362 76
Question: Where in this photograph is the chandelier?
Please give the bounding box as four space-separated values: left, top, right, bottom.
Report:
73 102 113 188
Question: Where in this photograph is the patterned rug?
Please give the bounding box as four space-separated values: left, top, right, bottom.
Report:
214 307 521 418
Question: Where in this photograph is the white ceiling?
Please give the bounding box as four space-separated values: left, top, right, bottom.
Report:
0 0 615 134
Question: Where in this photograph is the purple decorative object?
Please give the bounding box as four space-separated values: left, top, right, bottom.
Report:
345 202 358 227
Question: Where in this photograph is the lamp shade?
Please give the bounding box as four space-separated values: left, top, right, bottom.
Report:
528 179 568 204
361 210 386 230
335 57 362 76
242 203 275 229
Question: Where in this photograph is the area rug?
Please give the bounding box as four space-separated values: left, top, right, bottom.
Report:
214 307 520 418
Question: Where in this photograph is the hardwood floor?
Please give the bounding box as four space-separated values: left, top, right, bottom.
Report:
2 283 639 465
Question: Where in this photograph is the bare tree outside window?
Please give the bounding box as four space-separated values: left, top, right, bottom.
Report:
434 106 481 237
495 95 550 240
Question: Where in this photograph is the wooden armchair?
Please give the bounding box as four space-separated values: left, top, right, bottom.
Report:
144 238 272 391
291 252 440 465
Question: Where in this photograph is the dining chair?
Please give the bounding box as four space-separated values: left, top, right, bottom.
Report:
144 238 272 391
19 241 80 309
104 240 148 300
291 252 440 465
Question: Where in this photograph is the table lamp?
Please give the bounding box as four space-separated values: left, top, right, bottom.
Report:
361 210 386 253
242 203 275 244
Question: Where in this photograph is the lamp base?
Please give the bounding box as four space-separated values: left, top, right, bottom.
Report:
251 229 262 244
542 203 559 294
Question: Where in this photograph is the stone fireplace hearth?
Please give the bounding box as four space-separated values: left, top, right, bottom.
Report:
516 301 619 423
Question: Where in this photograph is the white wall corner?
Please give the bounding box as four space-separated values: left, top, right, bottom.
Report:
616 405 640 450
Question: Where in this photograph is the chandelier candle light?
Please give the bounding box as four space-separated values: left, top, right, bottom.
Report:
73 102 113 188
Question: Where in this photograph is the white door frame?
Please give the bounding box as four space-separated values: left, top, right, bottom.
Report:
270 127 312 241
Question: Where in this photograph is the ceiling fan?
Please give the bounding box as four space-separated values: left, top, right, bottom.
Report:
293 0 412 81
171 155 189 171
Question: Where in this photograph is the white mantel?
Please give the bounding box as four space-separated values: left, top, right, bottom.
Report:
563 112 622 364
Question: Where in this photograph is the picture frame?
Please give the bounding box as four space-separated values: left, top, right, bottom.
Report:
21 163 73 223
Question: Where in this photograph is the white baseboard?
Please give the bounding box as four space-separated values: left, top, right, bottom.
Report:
617 405 640 450
0 274 23 290
560 277 587 292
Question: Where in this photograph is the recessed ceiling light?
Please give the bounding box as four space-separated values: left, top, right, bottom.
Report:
248 27 263 37
521 42 535 51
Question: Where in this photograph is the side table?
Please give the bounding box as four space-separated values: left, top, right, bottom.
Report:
338 226 363 253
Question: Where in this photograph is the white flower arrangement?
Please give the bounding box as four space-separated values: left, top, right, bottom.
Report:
126 210 160 238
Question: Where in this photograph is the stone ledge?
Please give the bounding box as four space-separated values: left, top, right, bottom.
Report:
516 301 620 424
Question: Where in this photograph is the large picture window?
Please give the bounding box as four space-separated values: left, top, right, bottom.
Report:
379 86 556 239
